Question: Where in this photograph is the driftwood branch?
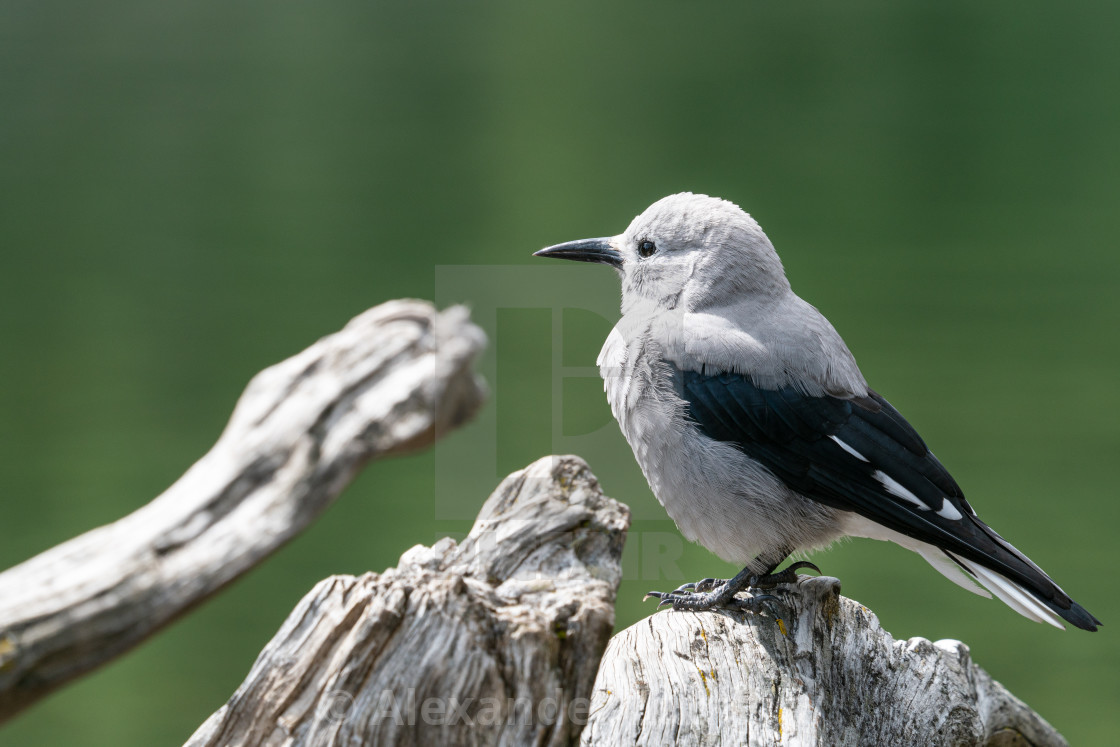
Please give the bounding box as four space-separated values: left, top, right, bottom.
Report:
0 300 486 723
583 576 1068 747
186 455 629 746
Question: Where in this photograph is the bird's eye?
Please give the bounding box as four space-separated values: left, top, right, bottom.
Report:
638 240 657 258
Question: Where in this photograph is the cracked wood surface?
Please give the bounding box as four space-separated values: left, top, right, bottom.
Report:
186 455 629 747
0 300 486 723
582 576 1068 747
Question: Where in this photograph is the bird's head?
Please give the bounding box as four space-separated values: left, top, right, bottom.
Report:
534 193 790 314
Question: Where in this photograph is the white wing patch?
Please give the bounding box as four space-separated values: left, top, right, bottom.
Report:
829 435 869 462
936 500 963 521
873 470 931 511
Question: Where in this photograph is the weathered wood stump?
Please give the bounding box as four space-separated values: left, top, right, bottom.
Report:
186 455 629 746
186 454 1066 747
583 576 1067 747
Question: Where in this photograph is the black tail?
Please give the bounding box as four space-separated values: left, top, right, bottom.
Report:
949 519 1101 631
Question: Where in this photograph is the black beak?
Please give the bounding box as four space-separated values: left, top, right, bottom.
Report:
533 238 621 269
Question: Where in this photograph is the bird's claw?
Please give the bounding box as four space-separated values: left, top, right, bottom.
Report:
750 560 821 588
644 586 783 615
666 577 723 595
642 590 684 611
728 593 783 618
645 561 819 615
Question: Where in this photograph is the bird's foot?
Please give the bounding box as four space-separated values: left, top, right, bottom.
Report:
749 561 820 589
664 577 726 594
644 587 780 614
643 561 820 613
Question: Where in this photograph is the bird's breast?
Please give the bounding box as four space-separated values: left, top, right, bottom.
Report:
597 319 845 566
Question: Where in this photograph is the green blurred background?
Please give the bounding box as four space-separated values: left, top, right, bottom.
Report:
2 1 1118 743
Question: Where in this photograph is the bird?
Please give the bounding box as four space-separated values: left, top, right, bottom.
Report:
533 192 1100 631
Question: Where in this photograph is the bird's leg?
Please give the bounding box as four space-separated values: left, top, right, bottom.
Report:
645 551 818 613
646 565 758 610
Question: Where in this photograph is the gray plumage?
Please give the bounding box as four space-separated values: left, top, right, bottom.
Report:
535 192 1099 631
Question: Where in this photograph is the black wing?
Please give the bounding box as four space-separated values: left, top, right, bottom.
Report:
673 365 1099 630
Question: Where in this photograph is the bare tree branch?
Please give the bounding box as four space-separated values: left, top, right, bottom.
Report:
0 300 486 723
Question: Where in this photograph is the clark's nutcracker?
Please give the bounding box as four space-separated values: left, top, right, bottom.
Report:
535 192 1099 631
